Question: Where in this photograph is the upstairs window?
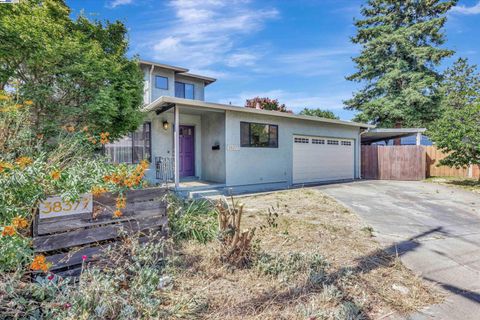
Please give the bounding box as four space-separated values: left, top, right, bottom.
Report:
155 76 168 90
241 122 278 148
175 81 194 99
104 122 151 164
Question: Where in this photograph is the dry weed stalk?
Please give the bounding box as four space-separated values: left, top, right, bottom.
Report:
216 197 256 267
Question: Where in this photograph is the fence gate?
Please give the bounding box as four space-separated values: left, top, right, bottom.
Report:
361 145 426 181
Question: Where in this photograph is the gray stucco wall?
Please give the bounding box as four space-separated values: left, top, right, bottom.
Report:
175 75 206 101
142 67 206 103
224 110 361 187
201 112 226 182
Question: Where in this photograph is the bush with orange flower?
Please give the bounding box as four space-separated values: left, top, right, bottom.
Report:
0 92 150 272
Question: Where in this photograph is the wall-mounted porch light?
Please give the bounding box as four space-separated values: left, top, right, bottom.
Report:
162 120 169 130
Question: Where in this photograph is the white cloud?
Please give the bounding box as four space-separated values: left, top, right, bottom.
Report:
219 89 351 114
140 0 278 73
451 1 480 14
108 0 134 8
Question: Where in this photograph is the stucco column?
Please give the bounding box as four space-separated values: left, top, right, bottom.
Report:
174 105 180 189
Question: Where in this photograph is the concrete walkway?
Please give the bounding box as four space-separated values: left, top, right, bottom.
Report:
317 180 480 320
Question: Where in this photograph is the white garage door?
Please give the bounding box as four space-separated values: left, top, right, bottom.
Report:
292 135 355 184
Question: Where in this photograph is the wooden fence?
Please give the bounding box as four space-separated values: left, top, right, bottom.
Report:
33 187 168 277
426 146 480 179
361 145 426 181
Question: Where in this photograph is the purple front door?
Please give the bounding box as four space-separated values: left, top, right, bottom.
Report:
179 125 195 177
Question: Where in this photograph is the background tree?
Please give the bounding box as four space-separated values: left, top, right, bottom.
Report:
299 108 339 119
345 0 457 127
0 0 144 139
245 97 291 113
429 59 480 178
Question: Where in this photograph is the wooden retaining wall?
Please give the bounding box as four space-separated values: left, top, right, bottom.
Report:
361 145 426 181
33 187 168 277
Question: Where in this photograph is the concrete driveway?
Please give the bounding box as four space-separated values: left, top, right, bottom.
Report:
317 180 480 320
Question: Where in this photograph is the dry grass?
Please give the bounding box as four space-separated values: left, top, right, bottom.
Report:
167 189 441 319
426 176 480 193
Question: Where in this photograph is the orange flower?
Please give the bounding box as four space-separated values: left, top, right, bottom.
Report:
82 126 89 132
31 255 49 272
91 186 107 196
24 100 33 106
1 225 15 237
15 156 33 169
113 209 122 218
139 160 150 170
115 196 126 209
12 216 28 229
0 161 14 173
50 170 61 180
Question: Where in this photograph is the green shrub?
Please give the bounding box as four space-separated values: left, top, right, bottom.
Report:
167 195 218 244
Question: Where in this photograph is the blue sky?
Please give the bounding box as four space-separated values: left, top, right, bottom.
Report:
66 0 480 120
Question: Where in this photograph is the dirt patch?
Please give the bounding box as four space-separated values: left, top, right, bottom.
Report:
168 189 441 319
426 177 480 194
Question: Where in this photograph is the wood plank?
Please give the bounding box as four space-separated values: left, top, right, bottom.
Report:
34 214 168 252
38 204 166 235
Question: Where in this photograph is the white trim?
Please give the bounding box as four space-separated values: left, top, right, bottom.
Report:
174 106 180 189
143 96 374 129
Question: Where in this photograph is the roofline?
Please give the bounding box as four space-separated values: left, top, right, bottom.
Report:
143 96 375 129
138 60 189 73
176 72 216 85
368 128 426 133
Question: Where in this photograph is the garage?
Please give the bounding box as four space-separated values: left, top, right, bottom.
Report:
292 135 355 184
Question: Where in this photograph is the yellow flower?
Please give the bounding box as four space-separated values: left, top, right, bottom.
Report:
15 156 33 169
115 196 126 209
0 161 14 173
91 186 107 196
1 225 15 237
24 100 33 106
63 124 75 133
12 216 28 229
50 170 61 180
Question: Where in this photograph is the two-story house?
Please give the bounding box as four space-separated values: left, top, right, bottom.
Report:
105 59 372 196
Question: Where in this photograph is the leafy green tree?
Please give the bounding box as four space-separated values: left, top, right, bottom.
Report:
345 0 457 127
0 0 144 139
429 59 480 179
299 108 339 119
245 97 291 113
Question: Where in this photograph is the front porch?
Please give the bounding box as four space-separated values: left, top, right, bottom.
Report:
147 102 227 190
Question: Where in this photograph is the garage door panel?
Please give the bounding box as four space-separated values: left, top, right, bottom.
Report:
293 135 354 184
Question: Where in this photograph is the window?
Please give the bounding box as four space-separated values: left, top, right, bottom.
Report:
341 141 352 146
155 76 168 90
294 137 309 143
327 139 339 145
175 81 194 99
312 138 325 144
104 122 151 164
241 122 278 148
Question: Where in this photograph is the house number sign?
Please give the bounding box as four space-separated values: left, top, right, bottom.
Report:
39 194 93 219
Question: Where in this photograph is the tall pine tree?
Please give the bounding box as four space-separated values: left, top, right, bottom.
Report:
345 0 457 127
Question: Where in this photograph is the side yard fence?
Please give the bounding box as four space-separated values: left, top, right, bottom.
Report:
33 187 169 277
362 145 480 181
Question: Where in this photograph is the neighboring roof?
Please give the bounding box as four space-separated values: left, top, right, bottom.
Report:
139 60 188 73
139 60 217 85
361 128 426 144
143 96 375 129
176 72 216 85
